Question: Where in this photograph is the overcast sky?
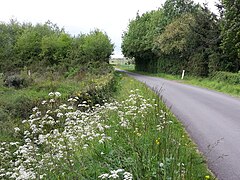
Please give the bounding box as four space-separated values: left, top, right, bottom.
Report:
0 0 218 58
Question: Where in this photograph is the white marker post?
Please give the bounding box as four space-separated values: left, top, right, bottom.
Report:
181 70 185 80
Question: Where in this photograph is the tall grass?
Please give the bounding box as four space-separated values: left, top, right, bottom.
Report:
0 73 213 179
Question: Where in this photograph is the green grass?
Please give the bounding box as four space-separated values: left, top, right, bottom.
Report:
0 72 214 179
48 73 214 179
104 73 214 179
115 64 135 71
0 74 114 142
117 64 240 97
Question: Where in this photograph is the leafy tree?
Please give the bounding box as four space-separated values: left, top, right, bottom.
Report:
155 13 195 55
122 10 164 71
155 6 221 76
0 20 114 73
0 19 23 72
162 0 199 25
41 33 72 66
81 30 114 63
15 22 56 67
221 0 240 72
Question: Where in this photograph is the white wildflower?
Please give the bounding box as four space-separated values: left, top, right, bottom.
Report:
98 173 109 179
49 99 55 103
123 172 133 180
32 107 38 112
48 92 54 96
14 127 20 132
41 100 47 105
55 92 61 97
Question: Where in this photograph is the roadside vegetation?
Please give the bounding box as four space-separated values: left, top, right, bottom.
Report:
0 73 214 179
122 0 240 79
115 63 240 97
0 4 219 179
0 20 114 142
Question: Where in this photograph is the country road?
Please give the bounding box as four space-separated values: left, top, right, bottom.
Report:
121 70 240 180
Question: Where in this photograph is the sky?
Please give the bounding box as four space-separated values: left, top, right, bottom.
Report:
0 0 218 58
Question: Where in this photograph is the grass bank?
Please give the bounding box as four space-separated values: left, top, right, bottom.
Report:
0 71 116 142
0 72 214 179
116 64 240 97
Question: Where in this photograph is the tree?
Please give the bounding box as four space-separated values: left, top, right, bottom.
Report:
41 33 72 66
15 22 55 67
122 10 164 71
155 13 195 55
0 19 23 72
81 30 114 63
221 0 240 72
162 0 199 25
154 6 221 76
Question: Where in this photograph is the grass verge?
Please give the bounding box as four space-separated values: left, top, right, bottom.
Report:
0 73 116 142
0 72 214 179
116 64 240 97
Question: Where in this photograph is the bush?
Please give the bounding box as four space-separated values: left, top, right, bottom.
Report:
211 71 240 85
4 74 33 88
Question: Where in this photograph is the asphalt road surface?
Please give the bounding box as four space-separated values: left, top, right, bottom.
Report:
121 70 240 180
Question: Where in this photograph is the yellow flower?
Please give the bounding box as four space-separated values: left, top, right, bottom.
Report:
205 175 210 179
155 139 160 145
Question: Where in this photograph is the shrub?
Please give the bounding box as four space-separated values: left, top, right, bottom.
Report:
211 71 240 85
4 74 33 88
4 75 24 88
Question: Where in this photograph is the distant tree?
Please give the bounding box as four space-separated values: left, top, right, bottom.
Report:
41 33 72 66
0 20 114 73
0 19 23 72
122 10 164 71
81 30 114 63
15 22 55 67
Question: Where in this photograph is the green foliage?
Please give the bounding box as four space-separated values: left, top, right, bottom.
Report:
122 0 223 77
122 10 163 72
0 74 213 179
0 20 114 74
40 33 72 66
0 108 9 122
0 19 23 72
81 30 114 63
221 0 240 72
162 0 199 25
211 71 240 85
155 13 195 55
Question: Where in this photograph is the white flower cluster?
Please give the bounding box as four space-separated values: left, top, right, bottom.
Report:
156 110 172 131
117 89 155 129
0 92 112 179
0 89 163 179
98 169 133 180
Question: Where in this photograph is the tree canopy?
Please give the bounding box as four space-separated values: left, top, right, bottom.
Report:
122 0 239 77
0 20 114 73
